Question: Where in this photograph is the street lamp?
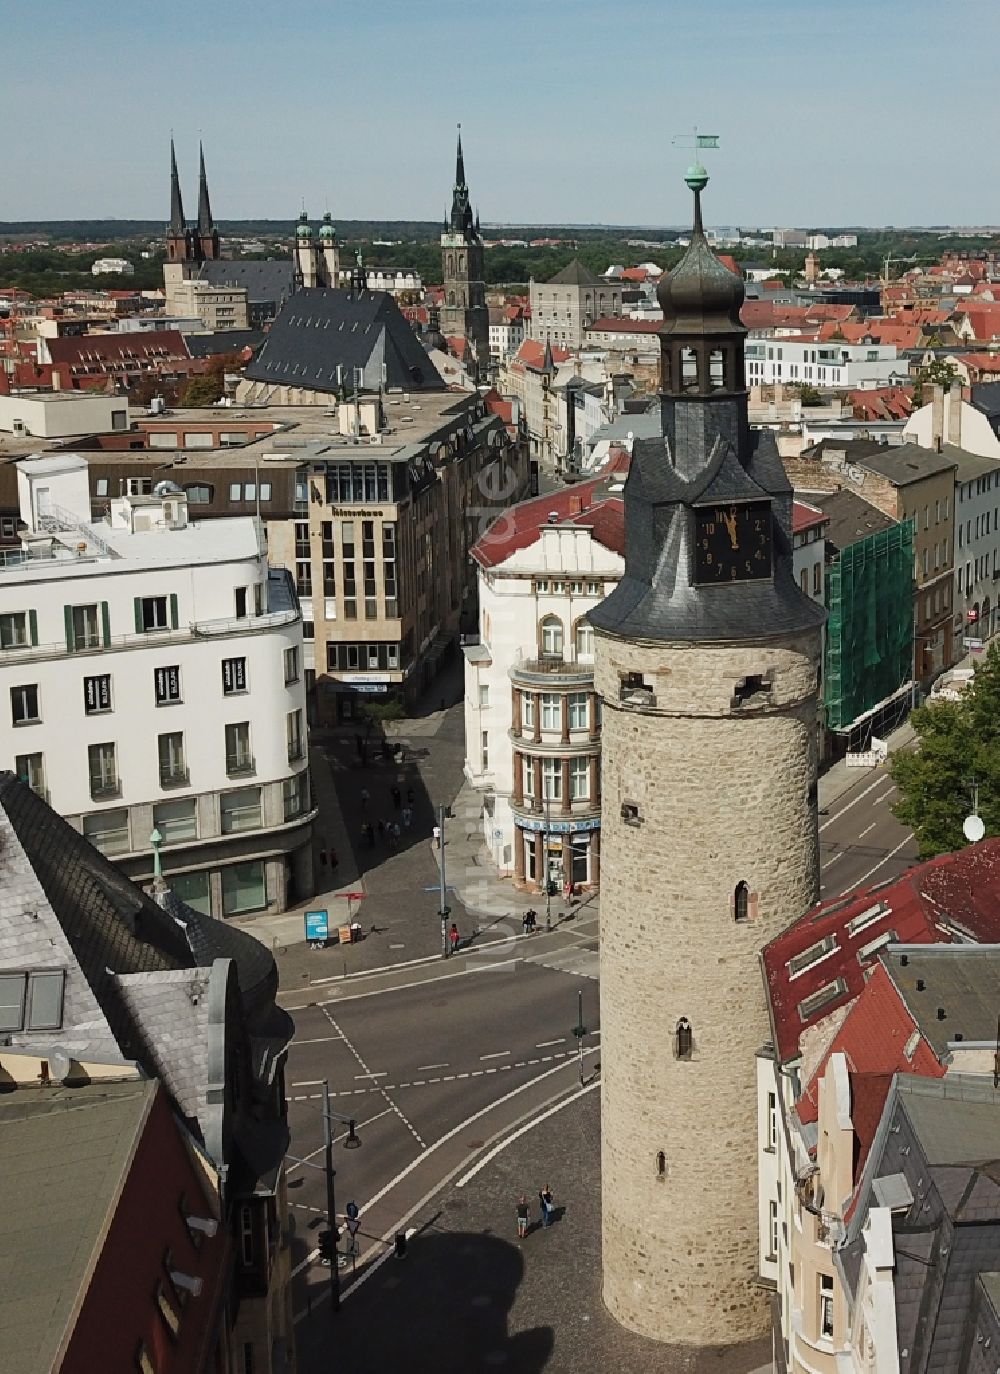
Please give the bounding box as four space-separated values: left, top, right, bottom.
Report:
286 1081 361 1316
544 790 552 931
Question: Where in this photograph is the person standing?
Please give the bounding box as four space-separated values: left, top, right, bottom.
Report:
539 1185 554 1228
516 1195 529 1241
402 805 413 829
319 848 328 869
433 823 442 850
449 922 460 955
360 787 370 811
391 785 402 811
391 821 401 848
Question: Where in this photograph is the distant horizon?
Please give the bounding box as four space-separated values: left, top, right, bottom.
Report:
2 0 999 223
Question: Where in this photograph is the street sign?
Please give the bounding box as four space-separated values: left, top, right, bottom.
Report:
305 909 329 942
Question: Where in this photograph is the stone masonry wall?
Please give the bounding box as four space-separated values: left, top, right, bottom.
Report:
594 630 821 1347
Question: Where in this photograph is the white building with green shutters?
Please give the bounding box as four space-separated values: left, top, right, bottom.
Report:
0 454 314 920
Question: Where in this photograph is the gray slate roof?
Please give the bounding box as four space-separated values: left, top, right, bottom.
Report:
813 488 896 553
805 438 957 485
883 945 1000 1056
0 1077 156 1374
194 258 295 305
547 259 602 287
183 329 264 358
244 287 445 394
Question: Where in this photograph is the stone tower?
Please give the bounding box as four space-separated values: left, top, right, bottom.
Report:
318 212 341 287
293 211 319 288
590 165 825 1352
440 127 489 377
195 142 220 262
166 137 193 263
165 139 219 263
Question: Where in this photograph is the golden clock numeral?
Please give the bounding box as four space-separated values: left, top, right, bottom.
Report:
705 522 715 535
731 566 738 580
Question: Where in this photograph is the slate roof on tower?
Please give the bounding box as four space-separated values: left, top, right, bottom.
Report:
244 288 444 393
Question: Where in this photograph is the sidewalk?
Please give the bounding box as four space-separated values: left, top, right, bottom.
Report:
817 714 915 815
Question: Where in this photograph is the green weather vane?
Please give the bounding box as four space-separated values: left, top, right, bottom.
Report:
671 128 720 153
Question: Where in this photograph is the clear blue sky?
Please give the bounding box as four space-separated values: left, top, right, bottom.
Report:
3 0 998 228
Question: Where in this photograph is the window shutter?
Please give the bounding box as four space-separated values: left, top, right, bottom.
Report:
64 605 75 651
28 609 37 647
133 597 143 634
169 593 179 630
100 601 111 647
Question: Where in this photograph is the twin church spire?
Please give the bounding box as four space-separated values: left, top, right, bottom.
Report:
166 138 219 264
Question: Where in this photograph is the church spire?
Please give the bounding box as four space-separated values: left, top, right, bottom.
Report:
169 138 185 235
455 124 466 191
197 142 213 234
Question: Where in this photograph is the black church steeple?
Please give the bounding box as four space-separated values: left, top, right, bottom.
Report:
449 125 476 241
166 139 219 264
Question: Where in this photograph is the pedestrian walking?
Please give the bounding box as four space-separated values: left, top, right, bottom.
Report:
360 787 370 811
330 847 339 870
366 822 376 849
539 1185 554 1228
402 805 412 829
377 818 386 843
449 922 460 955
319 848 328 868
391 785 402 811
391 821 401 847
406 787 415 806
433 823 442 850
516 1195 529 1241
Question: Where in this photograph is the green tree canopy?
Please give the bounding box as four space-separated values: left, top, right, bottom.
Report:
912 356 959 407
891 646 1000 857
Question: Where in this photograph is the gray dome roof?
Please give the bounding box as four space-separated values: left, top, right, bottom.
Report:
656 169 745 334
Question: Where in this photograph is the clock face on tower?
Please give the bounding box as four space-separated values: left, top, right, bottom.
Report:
693 501 773 584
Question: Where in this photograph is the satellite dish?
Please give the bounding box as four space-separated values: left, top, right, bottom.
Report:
47 1046 72 1083
963 814 986 843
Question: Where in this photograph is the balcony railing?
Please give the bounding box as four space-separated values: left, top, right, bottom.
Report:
509 657 595 686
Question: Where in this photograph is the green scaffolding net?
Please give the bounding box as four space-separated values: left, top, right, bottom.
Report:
824 520 914 733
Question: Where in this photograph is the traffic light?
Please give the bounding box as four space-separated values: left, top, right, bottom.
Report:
318 1229 335 1264
394 1231 407 1260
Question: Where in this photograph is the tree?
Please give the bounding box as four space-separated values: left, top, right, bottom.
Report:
912 357 958 408
891 645 1000 857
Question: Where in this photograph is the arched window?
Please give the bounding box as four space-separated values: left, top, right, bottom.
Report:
540 616 563 658
709 349 726 390
656 1151 666 1179
681 347 699 392
447 291 455 308
675 1017 693 1061
734 881 749 923
575 620 595 662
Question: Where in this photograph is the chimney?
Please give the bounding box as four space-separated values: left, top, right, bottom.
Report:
929 383 944 448
51 368 61 393
947 379 963 448
569 494 585 515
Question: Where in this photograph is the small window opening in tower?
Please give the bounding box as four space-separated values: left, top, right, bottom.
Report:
734 881 749 923
675 1018 693 1060
733 673 767 707
620 671 654 707
681 347 699 392
656 1151 666 1179
620 801 642 827
709 349 725 390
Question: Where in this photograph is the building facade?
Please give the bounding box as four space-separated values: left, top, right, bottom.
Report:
529 260 624 349
440 131 489 374
744 337 907 390
591 165 825 1350
0 455 314 919
463 478 625 892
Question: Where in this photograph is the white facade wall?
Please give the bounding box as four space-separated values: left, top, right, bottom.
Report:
489 317 526 361
0 392 130 438
745 339 907 390
953 465 1000 643
0 468 313 917
793 521 827 603
463 523 623 878
904 392 1000 460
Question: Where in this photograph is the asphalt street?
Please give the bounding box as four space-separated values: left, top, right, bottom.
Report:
817 754 918 898
284 933 601 1331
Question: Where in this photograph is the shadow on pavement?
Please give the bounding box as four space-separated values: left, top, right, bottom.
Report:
294 1230 553 1374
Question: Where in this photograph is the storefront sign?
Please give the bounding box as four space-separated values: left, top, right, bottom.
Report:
518 816 601 834
328 507 387 518
305 909 330 942
339 673 391 683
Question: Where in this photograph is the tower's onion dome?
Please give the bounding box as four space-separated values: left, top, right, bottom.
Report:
296 211 314 241
319 212 336 243
656 164 745 330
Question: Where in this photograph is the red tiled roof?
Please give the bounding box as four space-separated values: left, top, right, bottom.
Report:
796 964 943 1128
471 466 627 569
957 352 1000 374
848 386 915 422
717 254 741 277
483 389 514 426
763 838 1000 1063
955 308 1000 341
792 500 827 534
587 316 660 335
512 340 571 371
45 330 190 368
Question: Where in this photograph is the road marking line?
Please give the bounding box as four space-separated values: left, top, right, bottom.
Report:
417 1063 449 1072
838 836 912 893
290 1036 344 1047
456 1079 601 1188
457 1072 469 1079
535 1038 565 1048
294 1053 605 1311
859 822 876 838
821 851 846 871
819 777 885 833
354 1071 387 1080
411 1079 425 1086
428 1077 441 1084
479 1050 510 1061
874 789 895 805
322 1008 427 1150
291 1079 326 1088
